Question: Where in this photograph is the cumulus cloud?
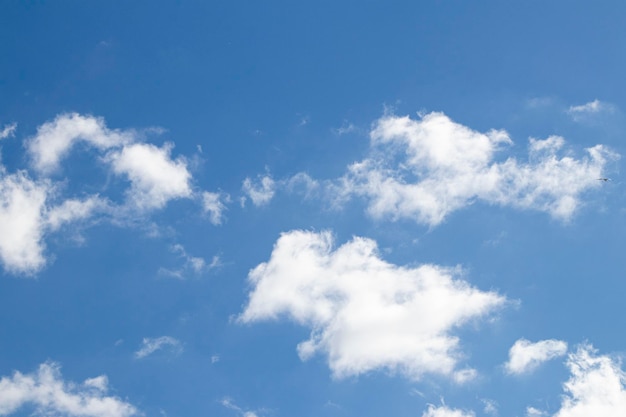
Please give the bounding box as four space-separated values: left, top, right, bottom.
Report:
553 344 626 417
202 191 229 225
239 230 506 381
134 336 183 359
27 113 133 174
505 338 568 375
242 175 275 207
46 196 108 231
333 112 617 226
422 405 475 417
0 172 49 274
0 362 137 417
0 123 16 140
107 143 192 211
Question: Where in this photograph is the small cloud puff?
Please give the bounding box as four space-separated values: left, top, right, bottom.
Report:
134 336 183 359
505 338 568 375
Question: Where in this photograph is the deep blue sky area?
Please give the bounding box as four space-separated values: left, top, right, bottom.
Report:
1 2 626 417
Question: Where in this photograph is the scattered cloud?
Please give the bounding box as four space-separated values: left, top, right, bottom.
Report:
0 362 138 417
239 230 506 381
332 120 357 136
0 172 50 274
481 399 498 415
220 397 260 417
107 143 192 211
0 123 16 140
505 338 568 375
46 196 108 231
27 113 133 174
553 344 626 417
331 111 617 226
202 191 229 225
242 174 275 207
567 99 615 122
134 336 183 359
526 407 547 417
158 244 220 279
422 404 475 417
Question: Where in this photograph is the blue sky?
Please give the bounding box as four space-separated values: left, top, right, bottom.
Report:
2 2 626 417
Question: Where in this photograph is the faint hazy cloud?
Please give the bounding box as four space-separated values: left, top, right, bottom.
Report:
134 336 183 359
220 397 260 417
158 244 220 279
567 99 615 122
505 338 568 375
201 191 229 225
0 123 16 140
0 362 138 417
239 230 506 382
242 174 275 207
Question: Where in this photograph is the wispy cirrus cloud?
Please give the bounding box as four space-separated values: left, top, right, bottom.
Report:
134 336 183 359
0 123 16 140
239 230 506 382
0 362 138 417
567 99 615 122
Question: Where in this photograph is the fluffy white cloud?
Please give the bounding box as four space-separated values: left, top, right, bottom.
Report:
242 175 275 206
334 112 617 226
505 338 568 375
422 405 475 417
202 191 229 225
553 345 626 417
0 362 137 417
239 230 506 381
107 143 192 210
0 123 16 140
526 407 547 417
134 336 183 359
0 172 49 274
27 113 133 174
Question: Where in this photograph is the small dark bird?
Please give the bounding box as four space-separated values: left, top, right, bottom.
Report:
598 178 611 182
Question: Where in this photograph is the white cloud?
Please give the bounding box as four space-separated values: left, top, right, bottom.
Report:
239 230 506 381
27 113 133 174
0 362 137 417
220 398 260 417
553 344 626 417
567 99 614 122
107 143 192 211
505 338 568 375
134 336 183 359
0 172 49 274
422 405 475 417
526 407 547 417
482 399 498 415
0 123 16 140
334 112 617 226
158 244 220 279
242 175 275 207
46 196 108 231
202 191 229 225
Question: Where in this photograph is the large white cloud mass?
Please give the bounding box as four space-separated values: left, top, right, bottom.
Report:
505 338 568 375
0 362 137 417
334 112 617 226
553 345 626 417
239 230 506 381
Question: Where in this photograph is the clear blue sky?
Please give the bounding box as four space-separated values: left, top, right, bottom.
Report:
1 2 626 417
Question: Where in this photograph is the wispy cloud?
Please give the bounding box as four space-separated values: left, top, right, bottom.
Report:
220 397 261 417
158 244 220 279
201 191 230 225
134 336 183 359
567 99 615 122
241 174 275 207
239 230 505 382
505 338 568 375
0 122 16 140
